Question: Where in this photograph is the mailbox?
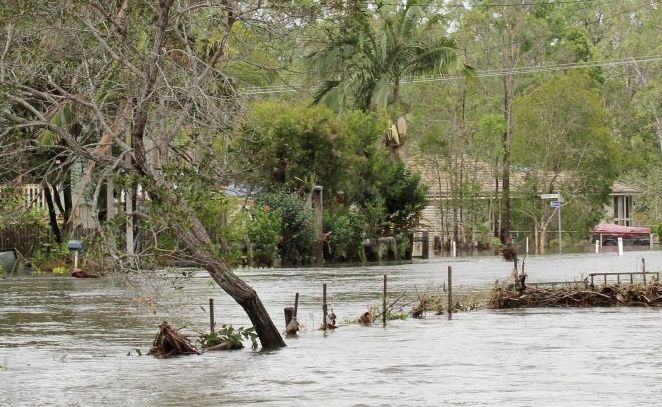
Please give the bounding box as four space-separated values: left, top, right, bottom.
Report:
67 240 83 252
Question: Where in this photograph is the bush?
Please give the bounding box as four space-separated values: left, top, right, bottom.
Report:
197 325 258 350
247 205 282 267
259 193 314 265
324 208 366 262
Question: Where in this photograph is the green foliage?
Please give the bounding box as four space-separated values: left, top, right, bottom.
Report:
197 325 258 350
259 193 314 265
323 208 366 262
511 72 617 234
247 206 282 267
0 187 46 229
307 0 467 113
375 161 428 234
235 100 348 198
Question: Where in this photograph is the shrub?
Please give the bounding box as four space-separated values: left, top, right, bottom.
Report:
247 205 282 267
259 193 314 265
324 208 366 262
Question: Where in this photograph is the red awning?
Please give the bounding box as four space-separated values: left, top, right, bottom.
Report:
592 223 650 236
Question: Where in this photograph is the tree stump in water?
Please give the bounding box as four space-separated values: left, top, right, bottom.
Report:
148 321 200 358
358 311 372 325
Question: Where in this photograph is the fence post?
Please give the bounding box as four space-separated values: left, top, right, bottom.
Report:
383 275 387 326
209 298 215 333
447 266 453 320
617 237 623 256
322 283 327 331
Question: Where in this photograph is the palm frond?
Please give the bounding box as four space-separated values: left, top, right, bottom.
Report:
401 37 467 78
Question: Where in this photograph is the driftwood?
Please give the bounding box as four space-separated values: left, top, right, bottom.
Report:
491 281 662 309
321 310 337 330
71 270 97 278
358 311 372 324
148 321 200 358
286 318 300 335
411 293 444 318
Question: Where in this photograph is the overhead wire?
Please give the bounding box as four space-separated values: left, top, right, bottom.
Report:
241 55 662 94
240 0 661 94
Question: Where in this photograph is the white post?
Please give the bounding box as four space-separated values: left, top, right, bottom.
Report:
617 237 624 256
451 240 457 257
558 202 562 255
74 251 79 270
525 237 529 255
595 240 599 254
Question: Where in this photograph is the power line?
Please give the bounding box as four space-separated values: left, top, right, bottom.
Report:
371 0 615 8
241 55 662 94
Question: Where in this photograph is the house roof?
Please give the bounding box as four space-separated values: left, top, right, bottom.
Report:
609 181 640 195
408 154 633 198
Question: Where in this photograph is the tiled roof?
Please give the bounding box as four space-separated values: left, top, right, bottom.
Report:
408 154 633 198
407 154 524 198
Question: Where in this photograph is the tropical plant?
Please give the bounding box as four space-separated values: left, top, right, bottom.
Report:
308 0 467 114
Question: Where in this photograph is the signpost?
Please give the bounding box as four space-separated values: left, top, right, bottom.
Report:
540 193 563 254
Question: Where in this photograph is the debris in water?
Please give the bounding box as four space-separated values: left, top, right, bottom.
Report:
491 281 662 308
148 321 200 357
358 311 372 325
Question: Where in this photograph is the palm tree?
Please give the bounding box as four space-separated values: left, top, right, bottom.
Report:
308 0 468 114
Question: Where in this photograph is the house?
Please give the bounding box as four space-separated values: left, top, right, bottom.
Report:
606 182 640 226
407 154 641 249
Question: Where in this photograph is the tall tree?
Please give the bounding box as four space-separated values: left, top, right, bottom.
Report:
0 0 303 349
307 0 467 160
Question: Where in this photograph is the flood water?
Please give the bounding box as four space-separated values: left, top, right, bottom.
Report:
2 250 662 406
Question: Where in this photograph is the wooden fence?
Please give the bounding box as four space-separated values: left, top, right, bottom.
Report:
0 226 50 256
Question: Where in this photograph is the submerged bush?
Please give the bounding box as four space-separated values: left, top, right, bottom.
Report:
324 208 366 262
197 325 258 350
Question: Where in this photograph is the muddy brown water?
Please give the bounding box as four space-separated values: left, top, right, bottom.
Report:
2 251 662 406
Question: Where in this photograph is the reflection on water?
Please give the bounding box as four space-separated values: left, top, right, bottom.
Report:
2 251 662 406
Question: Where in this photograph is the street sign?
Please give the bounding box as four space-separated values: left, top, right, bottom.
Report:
550 200 561 208
540 193 560 200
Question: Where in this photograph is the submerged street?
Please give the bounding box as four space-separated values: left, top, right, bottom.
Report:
2 251 662 406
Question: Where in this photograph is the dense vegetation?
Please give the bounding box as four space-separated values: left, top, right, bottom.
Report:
1 0 661 264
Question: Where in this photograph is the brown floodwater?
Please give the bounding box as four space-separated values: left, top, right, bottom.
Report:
2 250 662 406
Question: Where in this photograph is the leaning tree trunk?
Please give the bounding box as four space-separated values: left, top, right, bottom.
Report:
171 210 286 349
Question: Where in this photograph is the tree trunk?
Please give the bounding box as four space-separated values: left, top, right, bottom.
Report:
125 187 134 256
655 114 662 156
500 74 513 244
493 163 499 238
43 185 62 244
171 209 286 349
62 169 73 233
539 227 548 255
